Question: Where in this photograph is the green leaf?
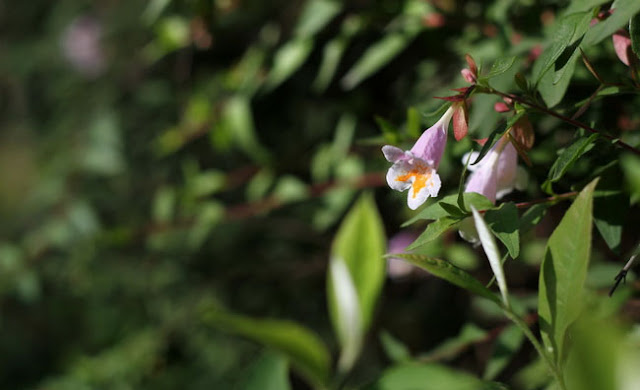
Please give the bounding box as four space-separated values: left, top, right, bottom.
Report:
537 50 580 108
485 56 516 79
294 0 341 38
538 179 598 366
265 38 314 91
222 95 270 163
593 163 627 253
421 323 487 361
202 308 330 388
519 203 549 234
407 217 460 250
532 11 591 85
240 352 292 390
313 16 362 92
471 206 509 306
390 254 500 303
631 13 640 59
341 31 418 90
367 363 508 390
583 0 640 46
483 325 525 380
403 193 493 226
484 202 520 259
544 133 599 190
406 107 421 138
379 330 411 363
328 192 386 367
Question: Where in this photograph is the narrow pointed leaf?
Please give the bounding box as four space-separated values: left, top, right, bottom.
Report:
472 206 509 305
484 202 520 259
390 254 500 303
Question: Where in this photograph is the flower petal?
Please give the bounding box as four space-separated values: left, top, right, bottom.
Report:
407 170 441 210
465 151 499 203
409 107 454 167
496 142 518 200
382 145 406 163
386 161 413 192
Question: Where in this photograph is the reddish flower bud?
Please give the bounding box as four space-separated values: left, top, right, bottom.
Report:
613 29 633 66
494 102 510 113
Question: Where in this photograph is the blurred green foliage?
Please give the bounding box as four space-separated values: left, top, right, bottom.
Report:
2 0 640 389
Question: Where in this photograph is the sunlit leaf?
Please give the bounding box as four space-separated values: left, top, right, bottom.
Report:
407 217 459 250
471 206 509 305
484 202 520 259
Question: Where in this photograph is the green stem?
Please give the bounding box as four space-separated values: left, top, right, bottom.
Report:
501 305 566 390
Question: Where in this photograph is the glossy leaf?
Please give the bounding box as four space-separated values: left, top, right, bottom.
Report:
484 202 520 259
403 193 494 226
538 179 598 366
390 254 500 303
544 133 598 191
202 308 330 388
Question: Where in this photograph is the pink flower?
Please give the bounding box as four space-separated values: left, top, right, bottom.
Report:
382 107 454 209
464 136 518 204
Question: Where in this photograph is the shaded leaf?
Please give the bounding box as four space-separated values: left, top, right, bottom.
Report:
390 254 500 303
544 133 599 191
407 217 460 250
485 56 516 79
538 179 598 366
519 204 550 234
240 352 292 390
379 330 411 363
631 13 640 58
201 308 330 388
265 38 314 91
367 363 508 390
403 193 493 226
484 202 520 258
484 325 524 380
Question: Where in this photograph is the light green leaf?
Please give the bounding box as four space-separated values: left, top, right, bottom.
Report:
294 0 341 38
484 325 524 380
407 217 459 250
265 38 314 91
202 308 330 388
538 179 598 366
240 352 292 390
583 0 640 46
341 31 418 90
421 323 487 361
484 202 520 259
328 192 386 360
390 254 500 303
471 206 509 306
222 95 270 163
368 363 508 390
379 330 411 363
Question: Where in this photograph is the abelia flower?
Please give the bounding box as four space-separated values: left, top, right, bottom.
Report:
464 136 518 204
382 107 454 210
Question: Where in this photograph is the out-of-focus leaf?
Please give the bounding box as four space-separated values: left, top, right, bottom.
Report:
420 323 486 361
390 254 500 303
583 0 640 46
294 0 341 38
82 110 125 176
621 153 640 203
594 164 627 253
142 0 171 25
407 107 421 138
221 95 270 163
538 179 597 366
565 0 611 14
471 206 509 305
155 16 190 51
313 16 362 92
265 38 314 91
188 201 225 249
484 202 520 259
631 13 640 59
367 363 508 390
202 308 330 388
239 352 292 390
328 192 386 370
341 31 418 90
543 133 598 192
379 330 411 363
246 169 275 202
403 193 493 226
484 325 524 380
191 170 226 197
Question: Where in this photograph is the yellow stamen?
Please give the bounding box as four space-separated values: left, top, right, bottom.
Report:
396 164 432 198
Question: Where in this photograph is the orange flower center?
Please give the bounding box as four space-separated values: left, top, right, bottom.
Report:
395 163 433 198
